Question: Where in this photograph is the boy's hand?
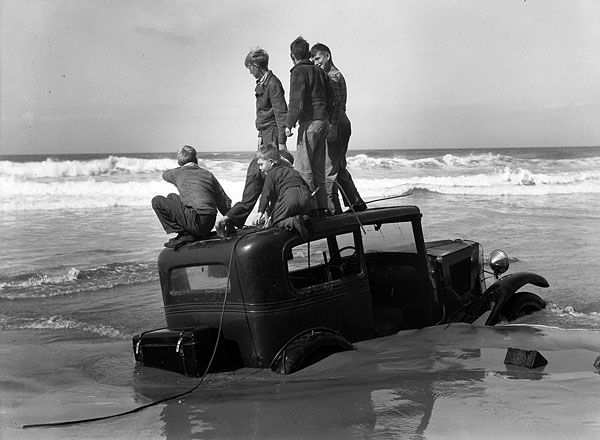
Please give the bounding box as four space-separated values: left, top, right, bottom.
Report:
253 212 265 227
285 127 293 137
327 124 338 143
263 214 272 228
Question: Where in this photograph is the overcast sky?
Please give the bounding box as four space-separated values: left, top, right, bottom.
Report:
1 0 599 155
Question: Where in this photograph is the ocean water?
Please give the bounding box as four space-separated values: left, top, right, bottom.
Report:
1 146 600 438
2 146 599 331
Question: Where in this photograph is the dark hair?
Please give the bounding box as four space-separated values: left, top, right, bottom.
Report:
290 36 310 61
256 143 281 162
244 48 269 70
177 145 198 166
310 42 331 58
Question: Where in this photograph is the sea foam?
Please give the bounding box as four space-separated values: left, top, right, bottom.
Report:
2 152 600 211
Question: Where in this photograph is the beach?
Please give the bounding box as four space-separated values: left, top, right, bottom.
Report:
1 147 600 439
3 324 600 439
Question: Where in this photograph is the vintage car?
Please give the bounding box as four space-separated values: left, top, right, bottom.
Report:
133 205 548 376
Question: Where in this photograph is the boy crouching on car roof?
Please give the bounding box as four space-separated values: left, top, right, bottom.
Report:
152 145 231 248
253 143 310 240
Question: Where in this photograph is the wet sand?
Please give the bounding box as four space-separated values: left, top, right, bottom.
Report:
2 324 600 439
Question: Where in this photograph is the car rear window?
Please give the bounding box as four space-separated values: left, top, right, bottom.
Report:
170 264 230 297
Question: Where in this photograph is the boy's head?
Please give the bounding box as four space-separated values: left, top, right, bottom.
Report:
244 48 269 79
310 43 333 72
256 143 281 174
177 145 198 166
290 36 310 63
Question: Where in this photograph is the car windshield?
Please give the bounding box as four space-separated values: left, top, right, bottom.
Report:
361 221 417 254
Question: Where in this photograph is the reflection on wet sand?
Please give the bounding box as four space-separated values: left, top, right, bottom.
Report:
134 335 493 438
127 323 599 439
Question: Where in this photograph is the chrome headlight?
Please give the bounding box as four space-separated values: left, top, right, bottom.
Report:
489 249 509 277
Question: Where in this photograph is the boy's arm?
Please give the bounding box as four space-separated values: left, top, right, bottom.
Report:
212 176 232 216
258 174 275 213
324 75 335 125
269 77 289 146
285 69 306 129
337 72 348 115
162 168 177 185
328 71 346 125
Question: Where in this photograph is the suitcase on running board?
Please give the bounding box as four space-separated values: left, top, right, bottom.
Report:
132 327 242 377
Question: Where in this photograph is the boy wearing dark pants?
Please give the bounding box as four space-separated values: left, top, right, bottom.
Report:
285 36 334 216
152 145 231 247
310 42 366 214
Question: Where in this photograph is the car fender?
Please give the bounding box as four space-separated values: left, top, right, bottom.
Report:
484 272 549 326
270 328 356 374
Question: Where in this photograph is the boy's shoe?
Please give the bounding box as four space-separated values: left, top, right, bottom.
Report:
346 203 367 213
164 232 195 248
165 232 184 247
292 215 309 241
302 215 313 231
309 208 332 218
215 219 234 238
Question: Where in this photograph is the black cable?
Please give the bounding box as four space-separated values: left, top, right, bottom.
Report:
334 182 365 234
364 188 414 205
23 236 243 430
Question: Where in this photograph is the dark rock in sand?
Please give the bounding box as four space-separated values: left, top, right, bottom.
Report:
504 347 548 369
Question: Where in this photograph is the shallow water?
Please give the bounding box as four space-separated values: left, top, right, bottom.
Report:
1 147 600 438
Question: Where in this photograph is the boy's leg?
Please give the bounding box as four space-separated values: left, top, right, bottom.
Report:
271 187 311 240
334 120 365 209
224 158 264 228
191 213 217 238
260 126 294 164
325 138 343 215
300 119 328 211
294 122 317 212
152 193 187 234
269 186 309 225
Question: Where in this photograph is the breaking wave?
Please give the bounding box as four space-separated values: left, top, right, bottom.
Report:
2 151 600 211
0 155 248 179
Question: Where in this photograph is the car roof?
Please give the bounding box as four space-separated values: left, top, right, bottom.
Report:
308 205 421 235
158 205 422 269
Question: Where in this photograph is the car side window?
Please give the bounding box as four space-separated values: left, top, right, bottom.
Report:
286 232 362 291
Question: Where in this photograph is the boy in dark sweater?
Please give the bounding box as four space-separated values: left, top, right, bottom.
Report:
152 145 231 248
285 36 334 215
254 143 310 239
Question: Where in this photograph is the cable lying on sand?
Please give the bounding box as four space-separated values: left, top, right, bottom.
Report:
22 237 243 430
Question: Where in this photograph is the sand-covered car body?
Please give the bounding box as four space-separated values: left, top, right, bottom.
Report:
135 206 548 375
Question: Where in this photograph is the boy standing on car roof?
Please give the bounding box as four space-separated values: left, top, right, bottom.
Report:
285 36 335 216
310 42 366 214
215 48 293 237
